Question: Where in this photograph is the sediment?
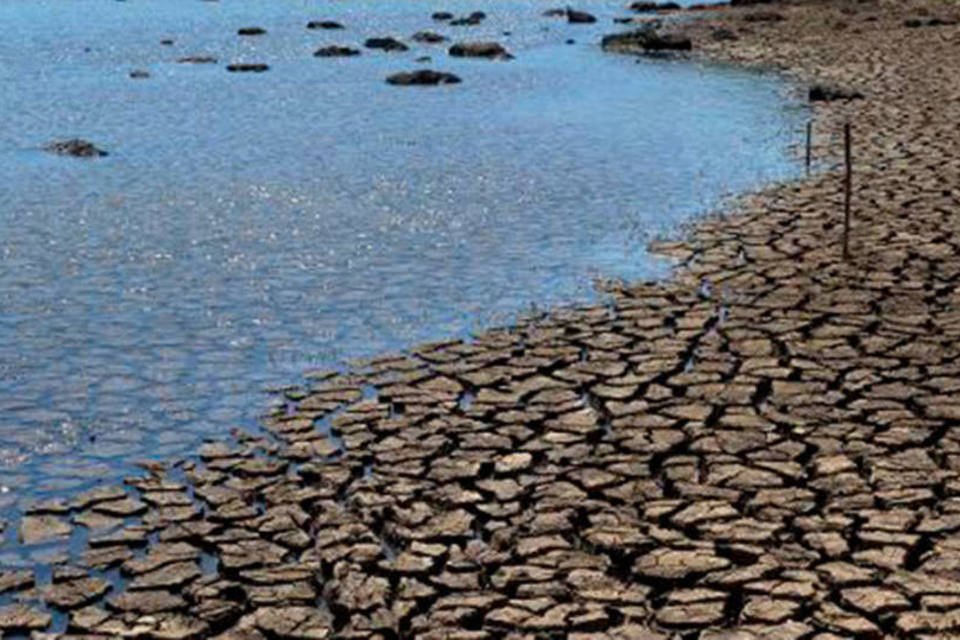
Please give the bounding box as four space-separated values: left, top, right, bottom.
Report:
4 0 960 637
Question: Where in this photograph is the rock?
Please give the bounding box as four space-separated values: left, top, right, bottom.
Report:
808 84 864 102
306 20 344 30
0 604 51 631
177 55 218 64
432 11 454 21
160 39 174 45
412 31 447 43
566 9 597 24
386 70 462 86
449 41 513 60
129 69 150 79
314 46 360 57
226 63 269 72
237 27 266 36
43 139 108 159
632 1 681 10
601 27 692 53
364 37 409 52
450 12 486 26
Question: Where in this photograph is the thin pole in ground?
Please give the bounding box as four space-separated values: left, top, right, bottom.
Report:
843 122 852 261
805 121 813 176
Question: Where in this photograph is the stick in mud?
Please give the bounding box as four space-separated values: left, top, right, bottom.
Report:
805 121 812 176
843 122 852 260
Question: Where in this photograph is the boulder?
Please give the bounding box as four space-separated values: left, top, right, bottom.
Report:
314 45 360 57
44 139 108 158
412 31 447 43
307 20 344 29
237 27 266 36
566 9 597 23
449 41 513 59
226 63 269 72
364 37 409 51
808 84 864 102
386 69 461 86
601 27 692 52
432 11 454 21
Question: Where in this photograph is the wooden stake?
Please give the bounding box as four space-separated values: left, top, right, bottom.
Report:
805 121 812 176
843 122 852 261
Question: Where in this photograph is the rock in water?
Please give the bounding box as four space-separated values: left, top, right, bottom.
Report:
129 69 150 79
448 41 513 59
386 70 461 86
412 31 447 43
237 27 266 36
431 11 454 21
44 139 108 158
306 20 344 30
601 27 692 52
364 37 409 52
566 9 597 23
226 63 269 72
314 46 361 57
450 11 486 26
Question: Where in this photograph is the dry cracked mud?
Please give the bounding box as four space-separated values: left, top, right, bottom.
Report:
3 0 960 637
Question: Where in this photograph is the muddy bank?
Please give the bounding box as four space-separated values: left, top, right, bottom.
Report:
3 0 960 637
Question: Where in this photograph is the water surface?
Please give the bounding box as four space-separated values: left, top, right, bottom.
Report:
0 0 806 523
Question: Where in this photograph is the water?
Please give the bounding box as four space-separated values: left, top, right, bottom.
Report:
0 0 806 520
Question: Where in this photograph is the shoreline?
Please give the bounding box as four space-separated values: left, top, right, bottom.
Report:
4 0 960 637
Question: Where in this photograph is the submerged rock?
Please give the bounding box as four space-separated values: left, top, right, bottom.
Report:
431 11 454 21
226 63 269 72
44 139 108 158
364 37 409 52
129 69 150 79
601 28 692 52
177 55 218 64
808 84 864 102
386 69 461 86
449 41 513 59
237 27 266 36
307 20 344 30
314 45 360 57
566 9 597 23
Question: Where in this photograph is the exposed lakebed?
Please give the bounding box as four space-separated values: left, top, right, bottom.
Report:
0 0 806 527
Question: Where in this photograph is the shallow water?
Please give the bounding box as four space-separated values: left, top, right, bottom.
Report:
0 0 806 524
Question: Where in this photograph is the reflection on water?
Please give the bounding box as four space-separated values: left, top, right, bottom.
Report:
0 0 806 516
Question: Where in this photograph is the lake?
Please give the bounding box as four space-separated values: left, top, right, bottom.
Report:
0 0 806 529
